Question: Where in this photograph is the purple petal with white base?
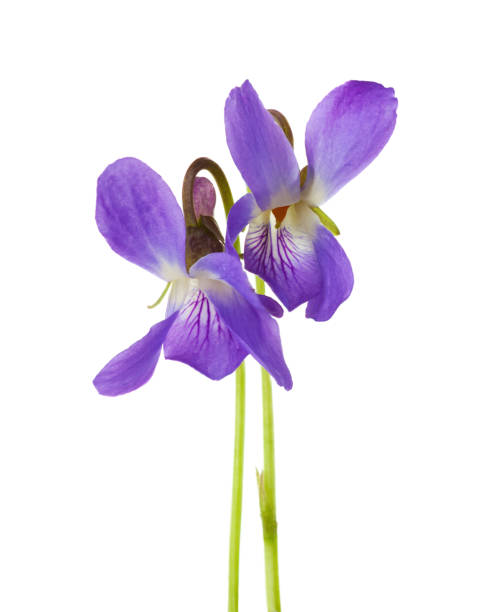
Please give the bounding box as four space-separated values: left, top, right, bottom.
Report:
226 192 261 255
164 285 248 379
190 252 292 390
225 81 300 211
93 313 178 396
305 226 354 321
244 203 324 311
303 81 397 204
96 157 186 279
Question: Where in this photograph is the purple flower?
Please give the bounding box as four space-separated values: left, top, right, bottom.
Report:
225 80 397 321
94 157 292 396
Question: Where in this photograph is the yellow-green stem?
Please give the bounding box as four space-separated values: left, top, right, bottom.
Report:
182 157 246 612
228 362 246 612
210 167 246 612
256 276 281 612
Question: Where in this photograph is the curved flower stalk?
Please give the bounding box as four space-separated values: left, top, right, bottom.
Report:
93 157 292 395
225 80 398 321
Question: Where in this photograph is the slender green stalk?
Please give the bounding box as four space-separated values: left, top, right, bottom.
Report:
180 159 248 612
182 157 249 611
255 277 281 612
228 362 246 612
147 282 171 309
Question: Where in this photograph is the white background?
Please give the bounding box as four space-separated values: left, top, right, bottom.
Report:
1 1 481 610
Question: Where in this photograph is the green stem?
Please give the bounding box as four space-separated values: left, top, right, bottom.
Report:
193 161 247 612
228 362 246 612
256 276 281 612
147 282 171 309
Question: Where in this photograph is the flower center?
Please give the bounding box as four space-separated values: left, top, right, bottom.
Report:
272 205 290 225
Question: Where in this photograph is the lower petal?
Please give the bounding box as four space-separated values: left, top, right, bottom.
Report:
305 226 354 321
93 313 178 396
189 252 293 390
164 285 248 379
244 203 323 310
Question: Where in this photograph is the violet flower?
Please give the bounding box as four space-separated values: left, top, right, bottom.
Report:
93 157 292 396
225 80 397 321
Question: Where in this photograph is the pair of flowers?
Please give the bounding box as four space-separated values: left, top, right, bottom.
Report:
94 80 397 395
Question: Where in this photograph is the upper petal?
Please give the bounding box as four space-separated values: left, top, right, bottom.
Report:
302 81 397 204
225 80 300 211
96 157 186 280
93 313 178 396
190 252 293 390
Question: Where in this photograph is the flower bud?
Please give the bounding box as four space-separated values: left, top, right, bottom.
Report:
185 224 224 270
182 163 225 269
193 177 216 220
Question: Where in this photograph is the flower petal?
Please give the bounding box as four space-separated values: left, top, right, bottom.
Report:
190 252 292 389
244 203 324 311
225 80 300 211
305 226 354 321
93 313 178 396
96 157 186 280
226 193 261 255
164 285 248 379
303 81 397 204
257 294 284 318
